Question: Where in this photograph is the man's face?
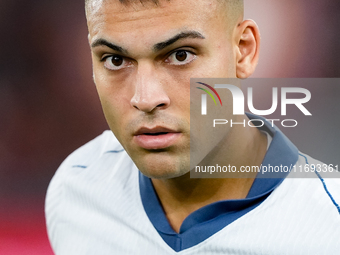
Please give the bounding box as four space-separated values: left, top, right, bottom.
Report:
87 0 238 178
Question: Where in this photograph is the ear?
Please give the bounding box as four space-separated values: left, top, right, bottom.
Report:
235 20 260 78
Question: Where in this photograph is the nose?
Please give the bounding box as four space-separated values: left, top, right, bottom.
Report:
130 63 170 113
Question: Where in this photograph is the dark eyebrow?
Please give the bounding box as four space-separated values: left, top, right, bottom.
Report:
90 30 205 55
91 38 128 54
153 31 205 52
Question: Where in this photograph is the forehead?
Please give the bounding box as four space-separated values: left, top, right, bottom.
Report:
87 0 227 45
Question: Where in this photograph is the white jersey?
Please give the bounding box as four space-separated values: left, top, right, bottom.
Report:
46 118 340 254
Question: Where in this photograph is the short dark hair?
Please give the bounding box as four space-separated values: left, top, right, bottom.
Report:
85 0 165 6
85 0 244 28
85 0 243 9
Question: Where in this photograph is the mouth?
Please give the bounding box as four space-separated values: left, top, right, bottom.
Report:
133 127 181 150
140 132 169 136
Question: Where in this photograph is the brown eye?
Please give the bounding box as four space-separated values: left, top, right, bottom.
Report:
104 55 132 71
111 56 123 66
175 51 187 61
166 50 196 66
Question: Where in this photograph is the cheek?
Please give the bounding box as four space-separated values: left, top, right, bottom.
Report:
162 69 191 111
95 80 131 137
99 95 122 129
94 66 133 116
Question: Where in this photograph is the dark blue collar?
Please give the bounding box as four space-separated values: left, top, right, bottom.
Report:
139 113 298 252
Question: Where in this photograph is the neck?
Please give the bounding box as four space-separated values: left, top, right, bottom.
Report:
151 116 268 233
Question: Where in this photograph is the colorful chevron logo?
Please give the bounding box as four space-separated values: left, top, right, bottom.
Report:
196 82 223 106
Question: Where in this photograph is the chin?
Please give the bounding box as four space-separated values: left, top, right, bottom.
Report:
136 159 190 180
131 149 190 179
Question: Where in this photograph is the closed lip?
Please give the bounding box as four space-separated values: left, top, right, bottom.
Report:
133 126 182 150
134 126 180 136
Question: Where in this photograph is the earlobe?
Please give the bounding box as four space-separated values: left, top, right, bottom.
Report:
235 20 260 78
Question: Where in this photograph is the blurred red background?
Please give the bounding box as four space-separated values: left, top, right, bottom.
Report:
0 0 339 254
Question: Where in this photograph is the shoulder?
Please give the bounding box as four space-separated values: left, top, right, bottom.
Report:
45 131 138 252
45 130 131 200
57 130 124 170
295 152 340 181
45 129 125 205
280 152 340 215
298 152 340 210
46 130 126 193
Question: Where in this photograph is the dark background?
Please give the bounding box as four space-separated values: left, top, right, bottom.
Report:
0 0 339 253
